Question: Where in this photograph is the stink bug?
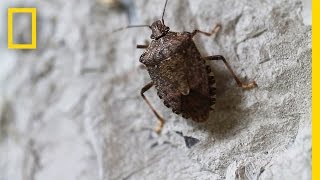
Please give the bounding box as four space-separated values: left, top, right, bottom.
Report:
116 0 257 133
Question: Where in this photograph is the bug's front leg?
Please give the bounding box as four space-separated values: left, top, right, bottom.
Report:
191 24 221 38
136 44 149 70
204 55 257 90
137 45 148 49
141 82 165 133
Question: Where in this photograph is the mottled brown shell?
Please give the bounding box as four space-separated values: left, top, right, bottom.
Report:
140 31 216 122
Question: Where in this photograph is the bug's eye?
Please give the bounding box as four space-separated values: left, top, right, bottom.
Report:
166 27 170 31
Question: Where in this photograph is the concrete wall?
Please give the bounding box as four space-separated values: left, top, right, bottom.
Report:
0 0 311 179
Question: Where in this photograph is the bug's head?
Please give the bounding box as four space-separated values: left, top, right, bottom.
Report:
150 20 170 39
111 0 170 40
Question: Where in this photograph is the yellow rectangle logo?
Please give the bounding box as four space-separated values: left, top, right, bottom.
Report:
8 8 37 49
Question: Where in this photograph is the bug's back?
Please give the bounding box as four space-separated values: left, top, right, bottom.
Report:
140 31 215 122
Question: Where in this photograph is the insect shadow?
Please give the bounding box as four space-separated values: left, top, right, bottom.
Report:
188 67 252 138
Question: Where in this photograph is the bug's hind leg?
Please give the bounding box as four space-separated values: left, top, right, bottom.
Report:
141 82 165 133
191 24 221 38
204 55 257 90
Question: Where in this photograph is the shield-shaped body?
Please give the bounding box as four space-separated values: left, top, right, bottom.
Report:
140 31 216 122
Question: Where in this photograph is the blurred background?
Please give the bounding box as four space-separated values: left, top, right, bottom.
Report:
0 0 311 180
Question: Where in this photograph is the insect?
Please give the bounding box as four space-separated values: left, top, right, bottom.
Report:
116 0 257 133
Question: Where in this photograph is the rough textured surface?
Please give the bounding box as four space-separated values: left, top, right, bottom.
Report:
0 0 311 180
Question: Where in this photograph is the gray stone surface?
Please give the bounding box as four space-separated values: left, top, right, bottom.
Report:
0 0 311 180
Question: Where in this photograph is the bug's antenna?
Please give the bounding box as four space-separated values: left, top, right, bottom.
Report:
112 25 151 33
161 0 169 24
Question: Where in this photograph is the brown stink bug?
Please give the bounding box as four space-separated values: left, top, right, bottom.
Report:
116 0 257 133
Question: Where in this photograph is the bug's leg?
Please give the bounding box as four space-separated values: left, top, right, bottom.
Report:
136 44 148 69
141 82 165 133
137 45 148 49
137 40 150 49
191 24 221 38
204 55 257 90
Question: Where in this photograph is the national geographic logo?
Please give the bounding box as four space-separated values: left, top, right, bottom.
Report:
7 8 37 49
